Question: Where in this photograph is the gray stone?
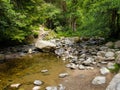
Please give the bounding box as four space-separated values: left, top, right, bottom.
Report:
107 62 115 69
100 67 110 75
92 76 106 85
105 42 114 48
10 83 21 88
33 86 41 90
105 52 115 58
78 65 86 70
106 73 120 90
114 40 120 48
35 40 56 50
116 55 120 64
83 57 94 65
97 51 106 57
45 86 57 90
59 73 69 78
34 80 43 86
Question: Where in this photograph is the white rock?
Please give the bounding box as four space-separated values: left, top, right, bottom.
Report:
10 83 21 88
83 57 94 65
45 86 57 90
59 73 69 78
92 76 106 85
105 52 115 58
86 67 94 70
41 69 48 73
106 73 120 90
97 51 106 57
78 65 86 70
58 84 65 90
33 86 41 90
107 62 115 69
100 67 110 75
35 40 56 49
34 80 43 86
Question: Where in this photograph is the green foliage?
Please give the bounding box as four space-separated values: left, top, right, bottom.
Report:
109 63 120 73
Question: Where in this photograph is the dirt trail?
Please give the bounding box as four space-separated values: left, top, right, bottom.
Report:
60 68 114 90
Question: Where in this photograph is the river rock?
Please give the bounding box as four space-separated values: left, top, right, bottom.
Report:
34 80 43 86
106 73 120 90
78 65 86 70
83 57 94 65
107 62 115 69
41 69 48 73
58 84 65 90
100 67 110 75
105 42 114 48
33 86 41 90
35 40 56 51
105 52 115 58
45 86 57 90
97 51 106 57
59 73 69 78
114 40 120 48
92 76 106 85
116 55 120 64
10 83 21 88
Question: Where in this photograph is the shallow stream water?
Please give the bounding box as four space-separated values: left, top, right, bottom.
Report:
0 53 67 90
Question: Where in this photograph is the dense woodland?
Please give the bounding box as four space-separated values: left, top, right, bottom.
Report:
0 0 120 44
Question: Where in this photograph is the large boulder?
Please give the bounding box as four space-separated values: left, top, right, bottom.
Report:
35 40 56 52
106 73 120 90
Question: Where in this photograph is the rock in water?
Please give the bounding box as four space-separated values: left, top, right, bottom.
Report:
92 76 106 85
45 86 57 90
33 86 41 90
59 73 69 78
10 83 21 88
34 80 43 86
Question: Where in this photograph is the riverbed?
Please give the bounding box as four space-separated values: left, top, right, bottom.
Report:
0 53 67 90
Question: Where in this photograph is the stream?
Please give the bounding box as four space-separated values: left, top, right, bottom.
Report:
0 53 67 90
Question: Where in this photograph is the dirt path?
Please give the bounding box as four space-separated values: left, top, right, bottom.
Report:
60 68 114 90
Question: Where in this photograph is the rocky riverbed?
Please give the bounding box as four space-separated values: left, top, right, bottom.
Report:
0 37 120 90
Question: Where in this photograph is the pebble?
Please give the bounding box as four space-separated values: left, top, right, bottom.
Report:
34 80 43 86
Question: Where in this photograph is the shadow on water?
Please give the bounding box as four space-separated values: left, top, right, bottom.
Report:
0 53 66 90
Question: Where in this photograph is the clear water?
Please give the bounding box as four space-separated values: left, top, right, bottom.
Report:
0 53 67 90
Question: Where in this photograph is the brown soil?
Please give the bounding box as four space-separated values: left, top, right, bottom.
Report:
60 68 114 90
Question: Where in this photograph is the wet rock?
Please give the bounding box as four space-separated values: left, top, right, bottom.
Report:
92 76 106 85
45 86 57 90
34 80 43 86
10 83 21 88
100 67 110 75
33 86 41 90
59 73 69 78
41 69 48 73
106 73 120 90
